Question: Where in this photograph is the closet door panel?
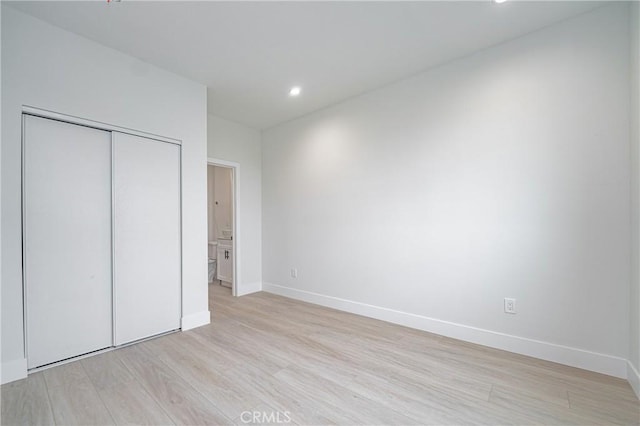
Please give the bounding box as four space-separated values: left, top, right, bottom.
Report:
113 132 181 345
24 115 113 369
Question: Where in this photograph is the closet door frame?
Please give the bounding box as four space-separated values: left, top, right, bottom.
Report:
21 105 183 368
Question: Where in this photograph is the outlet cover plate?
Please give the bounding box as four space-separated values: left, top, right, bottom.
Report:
504 298 516 314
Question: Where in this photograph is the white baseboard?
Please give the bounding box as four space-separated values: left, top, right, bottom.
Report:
628 361 640 399
181 310 211 331
237 281 262 296
263 282 628 379
1 358 28 385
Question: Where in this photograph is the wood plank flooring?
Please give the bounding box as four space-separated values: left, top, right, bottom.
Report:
2 284 639 425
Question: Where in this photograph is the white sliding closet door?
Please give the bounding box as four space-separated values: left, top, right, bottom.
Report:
24 115 113 369
113 132 181 345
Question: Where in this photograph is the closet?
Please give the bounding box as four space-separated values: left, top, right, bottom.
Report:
23 114 181 369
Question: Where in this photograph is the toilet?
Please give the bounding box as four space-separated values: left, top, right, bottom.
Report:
208 241 218 283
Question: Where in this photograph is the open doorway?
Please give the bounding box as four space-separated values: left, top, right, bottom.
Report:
207 159 239 300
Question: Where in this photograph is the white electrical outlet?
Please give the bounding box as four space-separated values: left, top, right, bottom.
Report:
504 298 516 314
290 268 298 278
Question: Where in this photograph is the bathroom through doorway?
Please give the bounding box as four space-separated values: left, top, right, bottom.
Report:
207 159 238 298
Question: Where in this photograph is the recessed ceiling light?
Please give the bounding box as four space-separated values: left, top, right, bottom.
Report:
289 86 301 97
493 0 507 3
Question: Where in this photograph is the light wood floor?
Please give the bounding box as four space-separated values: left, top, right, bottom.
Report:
2 284 639 425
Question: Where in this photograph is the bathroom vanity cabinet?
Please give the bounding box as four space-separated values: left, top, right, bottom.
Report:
217 240 233 287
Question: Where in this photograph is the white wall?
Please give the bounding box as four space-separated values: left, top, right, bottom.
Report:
207 166 217 245
629 0 640 397
1 7 209 383
208 114 262 295
213 166 234 239
0 3 3 383
207 164 234 245
262 4 630 377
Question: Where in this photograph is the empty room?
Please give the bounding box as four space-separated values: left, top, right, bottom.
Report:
1 1 639 425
